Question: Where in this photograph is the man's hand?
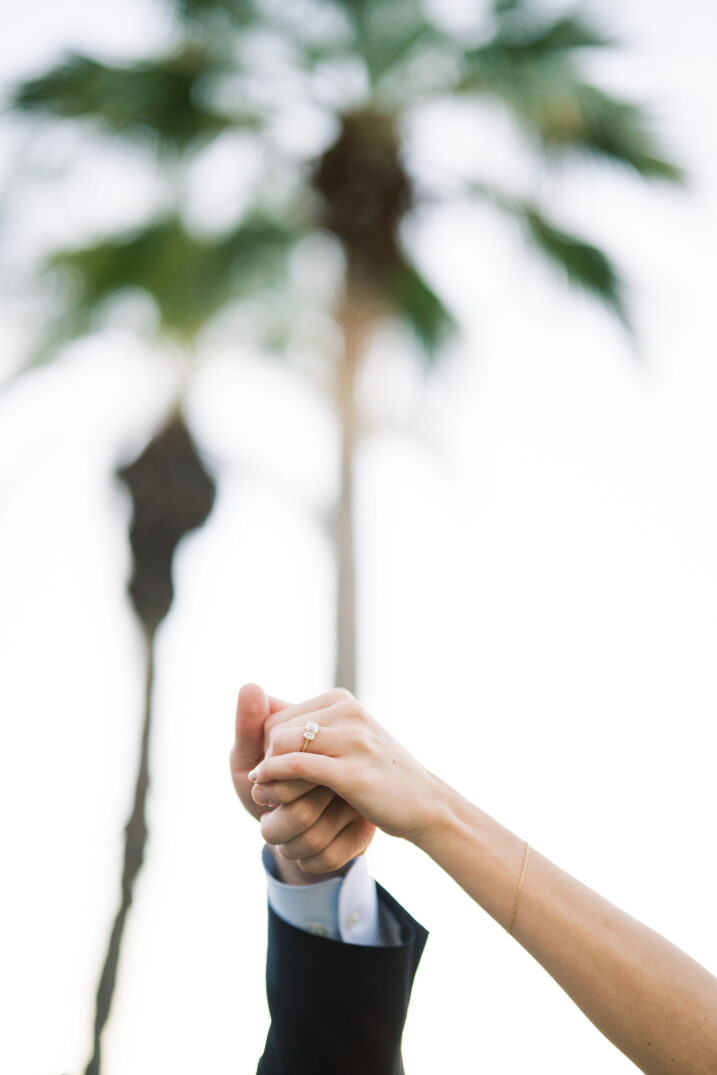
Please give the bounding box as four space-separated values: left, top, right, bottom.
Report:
229 683 292 821
230 683 375 881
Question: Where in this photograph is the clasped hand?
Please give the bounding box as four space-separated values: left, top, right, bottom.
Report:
229 684 438 877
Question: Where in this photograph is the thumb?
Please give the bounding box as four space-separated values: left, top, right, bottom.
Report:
234 683 272 773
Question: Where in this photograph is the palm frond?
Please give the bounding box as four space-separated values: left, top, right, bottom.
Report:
465 9 613 73
460 19 683 183
35 213 301 354
170 0 254 21
532 84 685 181
523 207 627 324
385 258 456 360
534 13 614 53
325 0 438 86
465 181 630 327
12 48 257 150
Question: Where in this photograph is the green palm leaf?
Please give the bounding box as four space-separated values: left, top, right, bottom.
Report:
12 48 255 150
484 12 614 61
171 0 254 20
325 0 440 86
532 84 685 180
523 207 627 323
385 258 456 360
36 214 301 356
462 9 612 83
459 10 681 182
8 0 684 362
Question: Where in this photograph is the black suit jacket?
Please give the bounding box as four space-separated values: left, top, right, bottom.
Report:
257 884 428 1075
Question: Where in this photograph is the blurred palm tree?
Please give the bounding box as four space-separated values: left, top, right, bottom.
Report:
8 0 682 1070
11 0 683 693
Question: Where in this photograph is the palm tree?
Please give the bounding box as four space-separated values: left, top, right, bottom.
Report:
10 0 683 692
7 1 682 1070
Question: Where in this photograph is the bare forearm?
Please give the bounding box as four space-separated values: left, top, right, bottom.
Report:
417 780 717 1075
251 692 717 1072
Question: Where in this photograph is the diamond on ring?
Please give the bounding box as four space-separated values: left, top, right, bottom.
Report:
301 720 319 752
303 720 319 741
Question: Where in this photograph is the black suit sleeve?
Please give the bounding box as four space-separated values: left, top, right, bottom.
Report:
256 884 428 1075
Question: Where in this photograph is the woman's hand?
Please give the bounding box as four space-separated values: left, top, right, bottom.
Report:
230 683 375 879
250 688 442 845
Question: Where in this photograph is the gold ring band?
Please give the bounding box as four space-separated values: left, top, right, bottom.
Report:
301 720 319 752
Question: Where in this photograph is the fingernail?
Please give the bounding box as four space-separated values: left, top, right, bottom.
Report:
248 768 258 782
253 786 272 806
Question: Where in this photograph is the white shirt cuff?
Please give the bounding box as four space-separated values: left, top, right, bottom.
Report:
262 844 384 946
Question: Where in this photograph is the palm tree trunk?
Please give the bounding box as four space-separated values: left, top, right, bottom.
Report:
332 274 375 693
84 630 155 1075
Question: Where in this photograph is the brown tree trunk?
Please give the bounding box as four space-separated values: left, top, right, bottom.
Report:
84 631 154 1075
332 273 376 693
83 412 215 1074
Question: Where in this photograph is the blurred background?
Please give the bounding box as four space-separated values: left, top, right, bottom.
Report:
1 0 716 1072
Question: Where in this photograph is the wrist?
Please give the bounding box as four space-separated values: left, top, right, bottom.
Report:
410 779 528 928
268 845 353 886
411 774 466 855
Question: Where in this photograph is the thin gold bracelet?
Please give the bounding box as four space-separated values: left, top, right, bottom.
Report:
507 841 530 935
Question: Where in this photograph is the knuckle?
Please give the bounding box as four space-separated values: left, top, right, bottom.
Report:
278 842 301 861
285 755 302 778
260 811 279 843
343 802 361 825
349 725 370 752
302 828 327 855
297 857 322 875
266 781 289 804
288 796 319 830
300 853 330 875
329 687 353 705
266 727 284 752
317 843 343 872
352 818 374 853
264 714 281 741
341 698 368 723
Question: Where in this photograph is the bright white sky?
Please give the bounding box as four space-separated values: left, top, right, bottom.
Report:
1 2 716 1073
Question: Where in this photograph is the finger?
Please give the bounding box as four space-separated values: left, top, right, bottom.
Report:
233 683 272 773
268 694 292 715
273 797 359 861
252 776 318 809
297 817 375 876
260 785 336 846
251 752 348 798
265 723 345 761
264 689 354 735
